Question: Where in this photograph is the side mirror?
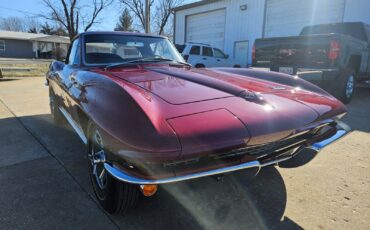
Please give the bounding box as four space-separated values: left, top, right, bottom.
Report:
51 60 65 71
225 54 229 59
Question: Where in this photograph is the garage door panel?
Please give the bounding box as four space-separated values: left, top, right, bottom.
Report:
265 0 345 37
186 9 226 49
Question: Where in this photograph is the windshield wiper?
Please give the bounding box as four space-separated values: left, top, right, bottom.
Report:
105 57 191 70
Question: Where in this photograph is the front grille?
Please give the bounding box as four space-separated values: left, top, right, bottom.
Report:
214 130 314 159
163 123 333 168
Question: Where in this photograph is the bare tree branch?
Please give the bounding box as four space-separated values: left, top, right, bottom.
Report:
119 0 154 30
119 0 184 35
41 0 113 41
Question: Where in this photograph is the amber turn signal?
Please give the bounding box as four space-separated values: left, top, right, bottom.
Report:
140 184 158 197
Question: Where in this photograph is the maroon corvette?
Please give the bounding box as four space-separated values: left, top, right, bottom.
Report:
46 32 350 214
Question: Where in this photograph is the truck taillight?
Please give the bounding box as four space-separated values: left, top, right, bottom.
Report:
252 43 256 63
328 40 340 61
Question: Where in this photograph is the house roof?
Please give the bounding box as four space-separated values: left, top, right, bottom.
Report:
172 0 222 11
0 31 70 44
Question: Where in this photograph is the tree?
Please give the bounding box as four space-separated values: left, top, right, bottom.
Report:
0 17 27 32
40 22 54 35
154 0 184 35
119 0 184 35
25 17 41 33
54 26 68 36
114 8 133 31
119 0 154 31
42 0 113 41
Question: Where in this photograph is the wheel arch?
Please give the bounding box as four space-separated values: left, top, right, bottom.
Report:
347 55 361 74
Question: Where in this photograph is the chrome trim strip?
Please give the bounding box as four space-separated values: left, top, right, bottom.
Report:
260 156 293 167
310 121 351 152
104 161 261 185
104 121 350 185
59 106 87 144
310 130 347 151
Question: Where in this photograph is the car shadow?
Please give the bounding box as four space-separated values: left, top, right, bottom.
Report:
342 87 370 133
0 113 310 230
0 78 19 82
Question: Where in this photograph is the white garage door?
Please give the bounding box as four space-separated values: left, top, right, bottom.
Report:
186 9 226 49
264 0 345 38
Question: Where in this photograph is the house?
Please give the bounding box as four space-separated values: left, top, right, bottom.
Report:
173 0 370 67
0 31 70 59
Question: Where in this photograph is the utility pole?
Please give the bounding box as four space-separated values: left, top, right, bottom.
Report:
145 0 150 33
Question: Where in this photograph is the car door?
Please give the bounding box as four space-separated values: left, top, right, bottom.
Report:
52 39 79 112
186 45 202 66
60 38 83 123
201 46 215 67
213 48 229 67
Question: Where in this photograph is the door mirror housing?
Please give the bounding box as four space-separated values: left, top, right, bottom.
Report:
225 54 229 59
51 60 65 71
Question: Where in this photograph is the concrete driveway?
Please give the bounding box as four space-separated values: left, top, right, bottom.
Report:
0 77 369 229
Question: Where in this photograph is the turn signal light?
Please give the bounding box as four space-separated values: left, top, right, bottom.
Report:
140 184 158 197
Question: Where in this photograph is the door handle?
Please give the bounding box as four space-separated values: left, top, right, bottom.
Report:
217 59 221 61
203 58 207 60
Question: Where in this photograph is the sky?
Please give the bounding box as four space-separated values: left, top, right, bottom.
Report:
0 0 196 31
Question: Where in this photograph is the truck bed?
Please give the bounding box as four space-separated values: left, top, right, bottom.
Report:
253 34 341 73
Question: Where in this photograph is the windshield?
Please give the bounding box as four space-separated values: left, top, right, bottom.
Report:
84 34 185 65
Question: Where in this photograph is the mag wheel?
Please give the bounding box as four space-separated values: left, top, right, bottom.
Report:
87 123 140 214
336 68 355 104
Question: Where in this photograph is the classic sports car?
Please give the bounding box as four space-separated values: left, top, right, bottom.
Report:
46 32 350 214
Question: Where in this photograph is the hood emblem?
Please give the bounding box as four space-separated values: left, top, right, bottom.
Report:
270 86 286 90
239 91 265 103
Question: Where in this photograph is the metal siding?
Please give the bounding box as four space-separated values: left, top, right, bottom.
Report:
0 39 35 58
264 0 346 37
174 0 266 65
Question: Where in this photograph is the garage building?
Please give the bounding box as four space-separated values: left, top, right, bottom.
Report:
173 0 370 67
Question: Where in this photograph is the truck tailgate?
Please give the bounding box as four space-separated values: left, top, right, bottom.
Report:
254 34 339 70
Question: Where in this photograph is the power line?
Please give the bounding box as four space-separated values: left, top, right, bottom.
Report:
0 5 40 17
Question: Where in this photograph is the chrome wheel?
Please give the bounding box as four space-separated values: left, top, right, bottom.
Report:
345 75 354 99
88 130 107 191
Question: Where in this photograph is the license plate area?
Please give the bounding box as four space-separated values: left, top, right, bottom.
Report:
279 67 294 75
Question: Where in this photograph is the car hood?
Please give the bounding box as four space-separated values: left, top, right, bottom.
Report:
97 66 346 158
107 66 345 119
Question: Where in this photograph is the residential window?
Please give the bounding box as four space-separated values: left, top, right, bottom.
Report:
202 46 213 57
0 40 5 51
189 46 200 55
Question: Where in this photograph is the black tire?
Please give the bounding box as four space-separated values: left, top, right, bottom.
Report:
335 68 356 104
233 65 241 68
195 64 205 68
49 88 66 125
87 123 140 214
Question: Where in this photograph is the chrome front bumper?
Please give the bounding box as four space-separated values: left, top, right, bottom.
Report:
104 121 351 185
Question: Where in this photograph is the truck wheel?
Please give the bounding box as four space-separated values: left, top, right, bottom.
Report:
49 88 66 125
336 68 355 104
87 123 140 214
